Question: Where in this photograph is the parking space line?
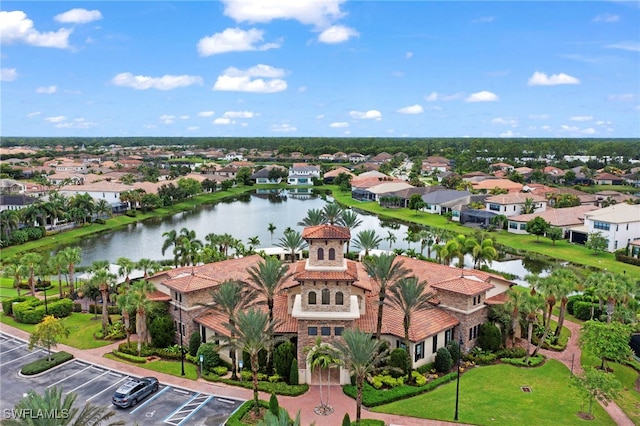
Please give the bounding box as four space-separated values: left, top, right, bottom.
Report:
163 392 201 425
129 385 171 414
85 376 130 402
47 364 93 388
176 395 214 426
65 370 110 395
0 344 27 355
0 349 42 367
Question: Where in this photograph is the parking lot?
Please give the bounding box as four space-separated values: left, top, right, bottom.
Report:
0 333 243 425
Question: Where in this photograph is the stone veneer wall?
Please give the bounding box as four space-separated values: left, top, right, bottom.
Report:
297 318 354 384
307 239 346 267
437 289 484 312
300 281 351 312
444 307 487 350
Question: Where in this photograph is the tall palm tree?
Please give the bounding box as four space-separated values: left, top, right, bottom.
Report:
247 257 289 324
59 246 81 296
21 252 43 296
131 280 155 356
339 209 363 254
267 223 277 244
161 229 179 266
520 294 545 363
385 231 397 249
94 199 112 220
247 235 261 253
297 208 325 226
550 269 579 338
470 237 497 269
588 271 627 323
530 273 561 357
49 253 66 298
386 276 435 382
444 234 475 275
505 288 525 346
201 279 257 380
0 209 20 239
276 230 308 263
322 202 343 225
217 233 236 259
89 262 116 335
3 259 28 297
4 386 125 426
69 193 95 224
353 229 383 257
363 253 410 340
416 229 434 257
136 258 160 278
333 329 386 423
116 257 135 287
305 337 340 414
115 288 135 346
224 308 284 416
21 203 47 227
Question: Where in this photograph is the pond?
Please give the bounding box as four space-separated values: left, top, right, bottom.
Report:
60 189 554 283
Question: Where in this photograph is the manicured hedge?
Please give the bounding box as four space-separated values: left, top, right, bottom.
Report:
13 298 73 324
343 372 457 407
21 351 74 375
566 295 584 315
500 355 545 367
111 350 147 364
201 372 309 396
226 400 269 426
352 420 385 426
2 296 38 315
574 301 603 321
88 304 121 315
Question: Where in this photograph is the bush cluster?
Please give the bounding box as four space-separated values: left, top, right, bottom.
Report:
2 296 38 315
434 347 453 372
202 372 309 396
496 347 526 359
500 355 545 367
13 298 73 324
573 301 603 321
88 304 121 315
21 351 74 375
111 350 147 364
225 400 269 426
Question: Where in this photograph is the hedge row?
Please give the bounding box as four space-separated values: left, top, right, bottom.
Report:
111 350 147 364
343 372 457 407
201 371 309 396
13 298 73 324
88 304 121 315
21 351 74 375
615 252 640 267
225 400 269 426
2 296 38 315
574 301 603 321
500 355 545 367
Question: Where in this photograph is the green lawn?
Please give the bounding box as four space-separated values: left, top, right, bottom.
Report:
372 360 616 426
0 311 118 350
0 277 66 301
104 353 200 380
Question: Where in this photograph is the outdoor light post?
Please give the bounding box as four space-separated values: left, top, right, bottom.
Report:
38 278 48 315
238 360 243 382
454 336 463 421
175 297 185 376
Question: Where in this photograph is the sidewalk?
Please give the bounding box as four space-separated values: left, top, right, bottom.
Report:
0 322 466 426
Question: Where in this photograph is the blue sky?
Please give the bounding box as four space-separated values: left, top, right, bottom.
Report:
1 1 639 138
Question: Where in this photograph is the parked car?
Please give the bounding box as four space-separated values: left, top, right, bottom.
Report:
112 377 159 408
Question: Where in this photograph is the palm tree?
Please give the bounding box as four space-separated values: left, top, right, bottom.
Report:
224 308 285 416
0 209 20 239
550 269 579 338
416 229 434 257
116 257 135 287
353 229 383 257
444 234 475 275
322 202 343 225
58 247 82 294
3 259 28 297
385 231 397 249
89 262 116 335
470 237 497 269
305 337 340 414
267 223 277 243
49 253 66 298
94 199 112 220
521 197 536 214
115 288 135 345
505 288 525 346
276 230 307 263
21 252 43 296
386 276 436 382
530 272 561 356
201 279 257 380
247 257 289 324
339 209 362 254
175 227 203 265
136 258 160 278
21 202 47 227
333 329 386 423
217 233 236 259
363 253 410 340
588 271 627 323
297 208 325 226
520 293 545 363
247 235 261 253
4 386 125 426
161 229 179 266
130 280 155 356
69 193 95 224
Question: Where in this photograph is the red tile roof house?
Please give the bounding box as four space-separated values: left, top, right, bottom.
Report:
148 224 513 385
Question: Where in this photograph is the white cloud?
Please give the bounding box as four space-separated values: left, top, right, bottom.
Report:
197 27 280 56
270 123 297 132
213 118 233 125
187 126 199 131
397 104 423 114
350 110 382 120
1 68 17 81
465 91 498 102
491 117 518 126
405 52 413 59
180 115 189 120
318 25 359 44
198 111 215 117
581 128 597 135
527 71 580 86
27 111 41 117
111 73 203 90
499 130 515 137
54 8 102 24
605 41 640 51
607 94 636 102
560 125 580 132
45 115 66 123
54 118 96 129
213 65 287 93
329 122 349 128
570 115 593 122
593 13 620 23
0 11 72 49
529 114 550 120
541 125 552 131
36 85 57 94
223 111 255 118
425 92 463 102
221 0 345 28
159 114 175 124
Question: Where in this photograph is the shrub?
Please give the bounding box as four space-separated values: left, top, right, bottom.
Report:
273 341 296 383
2 296 38 315
342 413 351 426
203 372 309 396
148 314 175 348
213 366 228 376
21 351 74 375
501 355 545 367
269 392 279 417
566 295 583 315
268 374 282 383
225 400 269 426
477 322 502 352
72 302 82 312
197 343 221 371
446 340 461 362
497 347 526 359
118 341 153 357
435 347 453 373
416 362 435 375
289 359 299 385
88 304 121 315
188 332 201 357
388 348 410 378
574 301 602 321
111 350 147 363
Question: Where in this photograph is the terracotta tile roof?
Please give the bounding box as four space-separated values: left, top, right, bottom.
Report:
509 205 599 227
146 289 172 302
302 224 351 240
485 193 546 204
485 292 509 305
430 276 494 296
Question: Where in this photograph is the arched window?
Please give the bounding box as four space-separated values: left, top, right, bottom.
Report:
317 247 324 260
322 288 330 305
328 248 336 260
308 291 316 305
335 291 344 305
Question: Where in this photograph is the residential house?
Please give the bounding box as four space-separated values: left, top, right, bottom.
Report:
0 194 38 212
287 164 321 185
318 154 334 161
59 181 134 206
0 179 26 194
250 165 288 185
490 162 514 173
422 189 472 216
148 224 513 385
365 182 414 203
369 152 393 164
485 193 547 217
569 203 640 251
322 167 355 184
472 178 524 194
594 172 625 186
507 205 599 235
348 153 367 163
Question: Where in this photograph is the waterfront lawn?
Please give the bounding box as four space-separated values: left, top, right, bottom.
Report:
104 353 199 380
372 360 615 426
0 311 118 350
581 347 640 425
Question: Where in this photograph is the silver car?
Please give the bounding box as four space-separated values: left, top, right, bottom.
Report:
112 377 159 408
